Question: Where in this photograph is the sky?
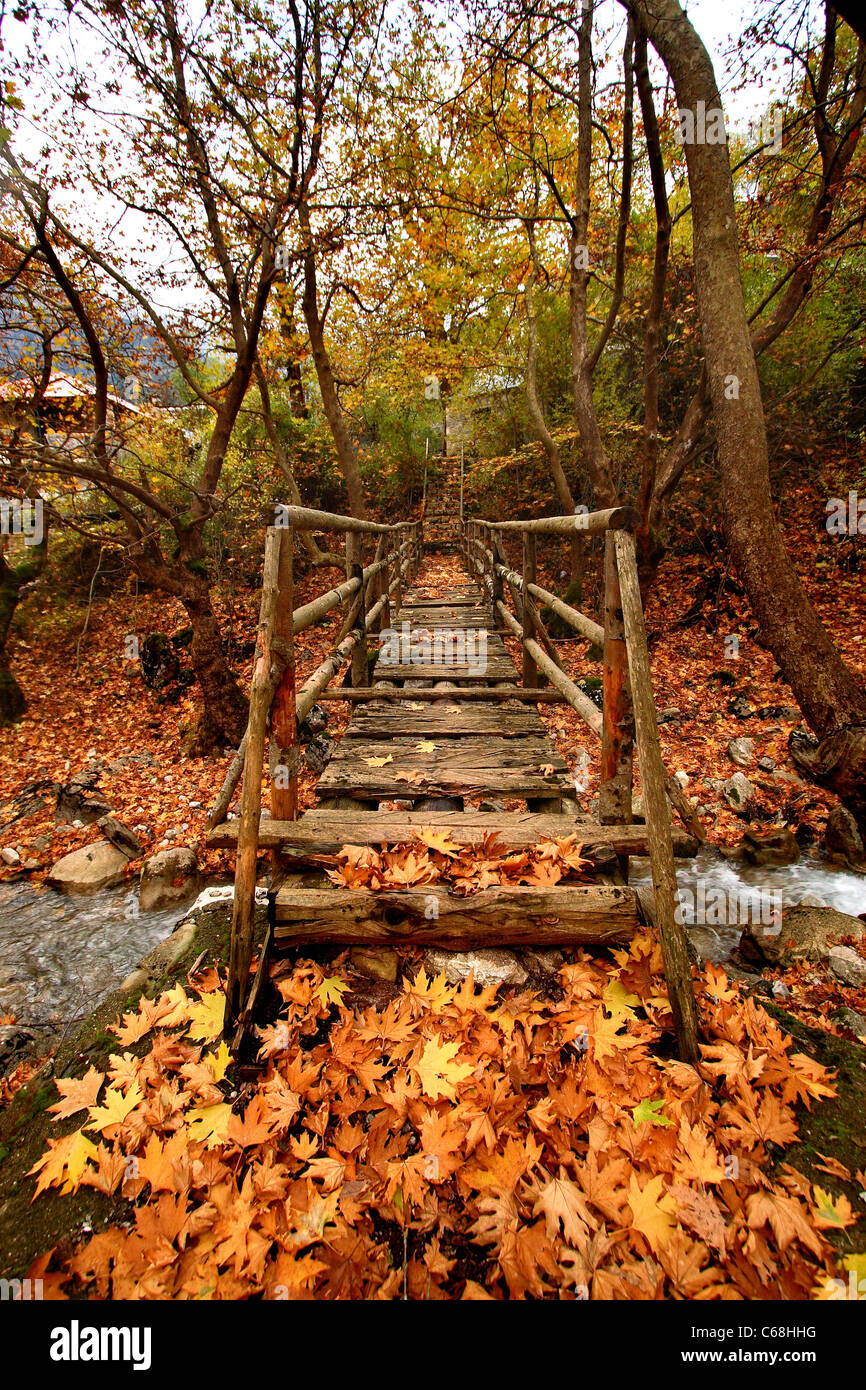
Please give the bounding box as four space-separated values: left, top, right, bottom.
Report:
1 0 821 318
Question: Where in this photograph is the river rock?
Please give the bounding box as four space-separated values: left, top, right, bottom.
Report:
828 945 866 988
47 840 128 893
350 946 399 983
423 947 528 989
736 827 800 866
139 847 201 912
740 904 866 967
832 1006 866 1037
727 737 755 768
55 769 111 825
1 847 20 866
723 773 754 813
304 734 336 774
97 815 143 859
823 806 866 872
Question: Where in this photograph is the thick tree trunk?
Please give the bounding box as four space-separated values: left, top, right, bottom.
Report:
180 581 248 754
0 523 48 723
626 0 866 828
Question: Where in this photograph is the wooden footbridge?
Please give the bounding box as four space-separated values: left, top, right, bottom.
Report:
209 504 706 1063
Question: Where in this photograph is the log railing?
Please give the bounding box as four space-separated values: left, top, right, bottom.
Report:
461 510 701 1064
212 507 423 1044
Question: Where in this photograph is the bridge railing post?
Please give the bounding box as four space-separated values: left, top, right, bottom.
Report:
521 532 538 689
613 527 700 1066
599 529 634 830
346 531 368 687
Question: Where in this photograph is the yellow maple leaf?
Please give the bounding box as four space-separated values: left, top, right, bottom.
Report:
811 1186 856 1229
364 755 393 767
85 1082 143 1136
627 1172 677 1254
404 966 453 1009
602 978 640 1020
206 1041 232 1083
315 977 349 1007
187 1102 233 1148
415 828 460 858
186 991 226 1042
29 1129 99 1198
413 1036 474 1101
415 741 436 752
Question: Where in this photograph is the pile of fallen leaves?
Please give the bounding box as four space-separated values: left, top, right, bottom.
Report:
25 937 863 1299
318 831 593 894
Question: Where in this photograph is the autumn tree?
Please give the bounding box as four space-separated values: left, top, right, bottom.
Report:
0 0 373 748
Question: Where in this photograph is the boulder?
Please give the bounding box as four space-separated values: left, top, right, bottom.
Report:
97 815 143 859
740 904 866 967
727 737 755 768
832 1006 866 1038
823 806 866 872
350 946 399 983
723 772 754 813
55 769 111 825
299 703 329 742
139 847 201 912
47 840 128 893
736 827 800 866
1 847 20 866
304 734 336 774
828 945 866 988
423 947 528 989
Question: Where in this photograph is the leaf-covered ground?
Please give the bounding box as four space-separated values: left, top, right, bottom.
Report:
22 942 865 1299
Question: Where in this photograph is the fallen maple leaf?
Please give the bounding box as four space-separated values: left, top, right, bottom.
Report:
413 1036 474 1101
48 1067 104 1120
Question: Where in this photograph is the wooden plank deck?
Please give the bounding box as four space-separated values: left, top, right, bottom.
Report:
265 558 691 949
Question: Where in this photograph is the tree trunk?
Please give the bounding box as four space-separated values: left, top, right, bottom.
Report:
301 235 367 519
181 581 248 754
626 0 866 828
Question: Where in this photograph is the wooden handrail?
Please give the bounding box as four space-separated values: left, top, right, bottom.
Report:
482 506 637 537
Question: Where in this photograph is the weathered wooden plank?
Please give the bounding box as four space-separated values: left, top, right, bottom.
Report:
372 662 517 681
209 812 700 859
314 766 573 800
272 883 639 947
322 735 568 770
345 706 547 738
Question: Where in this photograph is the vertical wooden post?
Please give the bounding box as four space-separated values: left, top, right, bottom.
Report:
459 444 464 523
599 530 634 829
346 531 368 687
392 531 403 614
271 525 298 830
226 526 281 1032
614 528 700 1065
521 531 538 689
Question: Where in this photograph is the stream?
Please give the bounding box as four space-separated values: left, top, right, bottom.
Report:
0 852 864 1030
0 882 185 1030
630 847 866 964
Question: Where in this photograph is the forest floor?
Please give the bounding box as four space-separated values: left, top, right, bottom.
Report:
0 476 864 1296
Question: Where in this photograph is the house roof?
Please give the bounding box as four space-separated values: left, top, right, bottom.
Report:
0 373 143 413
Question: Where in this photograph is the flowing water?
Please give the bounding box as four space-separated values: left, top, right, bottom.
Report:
0 852 864 1028
630 847 866 964
0 882 185 1029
